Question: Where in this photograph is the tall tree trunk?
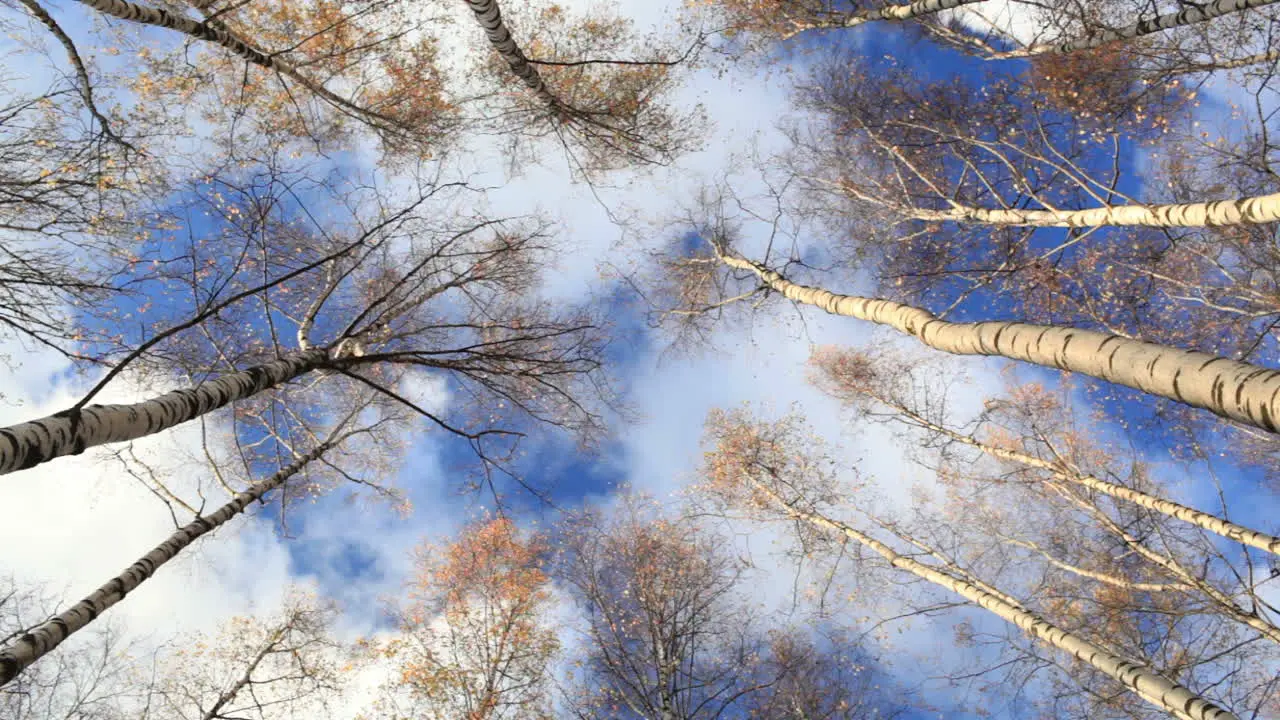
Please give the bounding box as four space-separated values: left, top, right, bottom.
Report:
906 192 1280 227
715 250 1280 435
746 477 1238 720
992 0 1280 58
0 348 332 476
867 392 1280 556
858 0 983 22
0 444 328 686
461 0 561 108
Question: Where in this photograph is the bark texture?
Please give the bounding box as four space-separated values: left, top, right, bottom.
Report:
0 445 327 687
998 0 1280 57
749 478 1238 720
461 0 561 107
719 252 1280 434
0 349 330 476
855 0 972 21
844 0 983 25
914 192 1280 227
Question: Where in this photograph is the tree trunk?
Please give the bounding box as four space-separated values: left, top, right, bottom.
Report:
461 0 561 108
0 444 328 687
993 0 1280 58
910 192 1280 227
747 477 1238 720
0 348 331 476
793 0 984 34
856 0 983 23
717 251 1280 435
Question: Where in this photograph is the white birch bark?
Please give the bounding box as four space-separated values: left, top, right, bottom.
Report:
996 535 1178 592
910 192 1280 227
747 477 1238 720
865 0 983 21
993 0 1280 57
1175 48 1280 72
875 396 1280 556
781 0 984 35
0 444 327 686
0 349 330 476
461 0 562 108
717 251 1280 434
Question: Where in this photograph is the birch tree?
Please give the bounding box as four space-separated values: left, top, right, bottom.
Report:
0 416 360 685
656 200 1280 438
809 347 1280 715
788 54 1280 399
461 0 703 174
48 0 454 156
812 346 1280 557
790 65 1268 230
0 577 137 720
696 0 1280 74
687 0 986 51
0 154 611 480
0 152 614 681
701 408 1248 720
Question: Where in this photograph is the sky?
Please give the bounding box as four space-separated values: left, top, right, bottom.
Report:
0 0 1276 718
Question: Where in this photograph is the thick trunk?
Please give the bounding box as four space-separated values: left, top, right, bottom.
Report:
0 349 330 476
719 252 1280 434
994 0 1280 57
0 445 327 686
749 478 1237 720
876 397 1280 556
913 192 1280 227
461 0 561 108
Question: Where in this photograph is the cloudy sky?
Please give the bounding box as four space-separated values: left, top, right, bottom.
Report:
1 0 1275 717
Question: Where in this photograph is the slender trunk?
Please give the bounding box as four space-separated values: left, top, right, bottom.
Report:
1170 48 1280 73
783 0 985 36
992 0 1280 58
461 0 561 108
873 394 1280 556
862 0 983 22
1055 486 1280 644
910 192 1280 227
996 535 1178 592
717 251 1280 434
202 626 288 720
0 349 331 476
747 477 1238 720
0 445 327 686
